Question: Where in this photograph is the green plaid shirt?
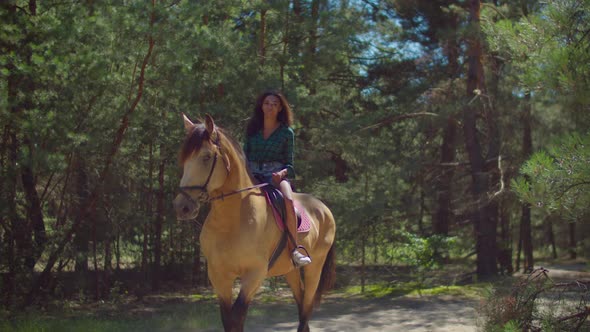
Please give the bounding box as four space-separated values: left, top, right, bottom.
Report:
244 125 295 178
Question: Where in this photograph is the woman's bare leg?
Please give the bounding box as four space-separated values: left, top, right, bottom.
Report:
279 180 311 267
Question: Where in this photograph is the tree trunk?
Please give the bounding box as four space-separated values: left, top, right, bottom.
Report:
520 203 533 272
73 156 90 273
3 2 35 302
568 222 576 259
2 124 18 305
21 158 47 269
463 0 497 278
498 202 513 274
434 11 460 253
521 92 534 272
360 229 366 293
306 0 320 95
143 142 153 278
103 223 112 297
153 154 166 291
547 217 557 259
372 222 378 264
92 216 99 300
516 218 523 272
4 21 21 305
259 8 267 65
6 128 22 304
289 0 305 60
434 116 456 236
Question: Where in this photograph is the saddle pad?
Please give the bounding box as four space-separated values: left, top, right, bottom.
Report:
264 191 311 233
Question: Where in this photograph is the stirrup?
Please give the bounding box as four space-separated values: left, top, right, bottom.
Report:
292 246 312 268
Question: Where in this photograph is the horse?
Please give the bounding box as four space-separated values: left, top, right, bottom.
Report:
173 114 336 332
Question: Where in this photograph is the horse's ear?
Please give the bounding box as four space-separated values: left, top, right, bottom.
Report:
182 113 194 133
205 114 218 141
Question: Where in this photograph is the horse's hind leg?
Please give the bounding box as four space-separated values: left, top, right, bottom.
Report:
285 269 304 315
297 260 326 332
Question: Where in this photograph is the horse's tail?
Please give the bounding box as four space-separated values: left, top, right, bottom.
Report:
314 244 336 306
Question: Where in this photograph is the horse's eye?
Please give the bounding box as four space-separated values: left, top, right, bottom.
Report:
202 154 212 162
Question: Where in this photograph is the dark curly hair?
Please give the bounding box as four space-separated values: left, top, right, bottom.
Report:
246 91 294 137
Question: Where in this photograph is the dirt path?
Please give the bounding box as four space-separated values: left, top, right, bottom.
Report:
236 264 587 331
239 295 478 332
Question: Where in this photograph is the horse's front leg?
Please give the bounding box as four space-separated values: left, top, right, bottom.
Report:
231 269 266 332
208 267 236 332
218 297 233 332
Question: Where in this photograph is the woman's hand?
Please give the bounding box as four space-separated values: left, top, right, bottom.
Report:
272 169 287 186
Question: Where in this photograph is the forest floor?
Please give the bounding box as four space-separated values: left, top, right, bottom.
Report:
240 292 479 332
223 260 590 331
4 260 589 331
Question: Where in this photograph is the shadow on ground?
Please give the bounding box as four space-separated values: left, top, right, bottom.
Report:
224 294 478 332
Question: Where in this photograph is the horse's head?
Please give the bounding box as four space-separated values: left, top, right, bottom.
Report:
173 114 230 220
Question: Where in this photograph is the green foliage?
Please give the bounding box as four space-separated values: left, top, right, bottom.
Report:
387 232 457 283
513 133 590 219
483 0 590 128
2 0 590 311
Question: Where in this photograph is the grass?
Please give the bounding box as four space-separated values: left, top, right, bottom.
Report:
7 259 584 331
340 281 490 300
1 297 221 332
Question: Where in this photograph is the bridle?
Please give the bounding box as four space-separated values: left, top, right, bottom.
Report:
178 136 268 203
178 136 222 203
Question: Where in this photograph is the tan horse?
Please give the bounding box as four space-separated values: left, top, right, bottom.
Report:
173 114 336 332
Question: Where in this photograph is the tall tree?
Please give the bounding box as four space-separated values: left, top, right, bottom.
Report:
463 0 498 276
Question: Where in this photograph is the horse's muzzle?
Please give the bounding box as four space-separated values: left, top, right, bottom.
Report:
173 194 199 220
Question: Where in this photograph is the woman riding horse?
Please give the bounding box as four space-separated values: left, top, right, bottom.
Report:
173 114 336 332
243 91 311 267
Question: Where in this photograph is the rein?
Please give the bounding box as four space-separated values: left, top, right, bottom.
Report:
178 136 269 202
209 182 269 201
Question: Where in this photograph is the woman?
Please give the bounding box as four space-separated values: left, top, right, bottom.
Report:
244 91 311 267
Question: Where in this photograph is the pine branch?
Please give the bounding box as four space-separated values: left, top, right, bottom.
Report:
23 0 157 307
358 112 438 132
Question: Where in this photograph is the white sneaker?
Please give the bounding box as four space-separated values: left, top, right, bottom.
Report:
292 250 312 267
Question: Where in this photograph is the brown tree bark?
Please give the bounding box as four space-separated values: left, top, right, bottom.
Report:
521 92 534 272
434 116 456 236
259 8 267 65
21 154 47 269
3 2 25 304
516 216 523 271
152 154 166 291
546 217 557 259
498 203 513 274
3 1 45 290
143 142 153 276
520 203 533 271
463 0 498 277
568 222 577 259
73 155 90 273
2 128 18 305
306 0 319 95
